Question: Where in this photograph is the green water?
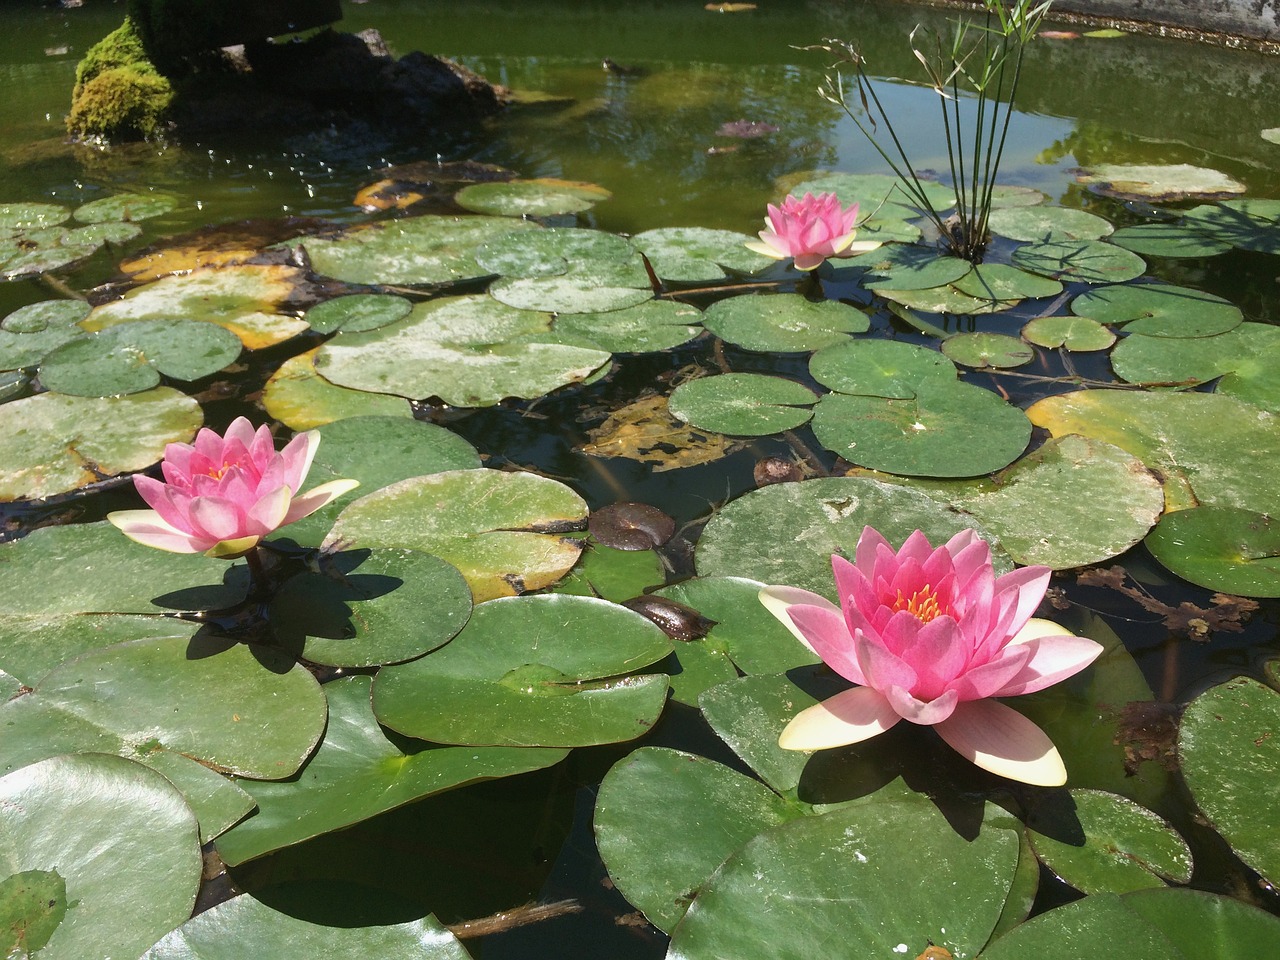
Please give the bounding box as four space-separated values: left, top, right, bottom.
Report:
5 2 1280 955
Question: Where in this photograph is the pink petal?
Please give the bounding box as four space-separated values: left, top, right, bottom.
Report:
933 698 1067 785
947 642 1032 701
884 685 958 725
791 252 826 270
278 429 320 491
788 604 867 685
188 496 249 542
896 616 967 697
108 509 210 554
744 238 787 260
988 620 1104 697
247 484 293 535
991 564 1053 635
281 478 361 525
778 686 901 750
206 534 262 559
758 584 839 654
854 525 892 571
222 417 259 451
854 630 917 694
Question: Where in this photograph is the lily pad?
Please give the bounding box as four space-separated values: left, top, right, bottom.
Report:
474 226 637 278
1110 322 1280 394
629 226 775 280
952 262 1064 301
326 468 587 602
0 387 201 501
1011 239 1146 284
0 300 92 370
454 178 611 216
0 634 327 780
668 373 817 435
812 379 1031 477
212 675 567 866
553 299 702 352
941 332 1035 369
1146 507 1280 597
0 753 201 960
82 264 310 350
488 274 652 313
142 893 472 959
1179 677 1280 887
780 171 955 212
372 594 672 746
848 244 972 291
1075 164 1246 201
553 534 665 601
1070 283 1242 338
0 202 69 229
1027 789 1192 895
0 228 101 280
304 293 413 334
1180 199 1280 255
694 476 1006 597
1109 222 1232 258
0 869 68 957
314 295 611 407
1022 314 1115 351
988 205 1113 242
303 214 541 286
73 192 177 223
37 319 242 396
261 349 412 431
874 284 1018 315
809 337 955 397
595 747 803 933
1027 389 1280 515
701 293 868 352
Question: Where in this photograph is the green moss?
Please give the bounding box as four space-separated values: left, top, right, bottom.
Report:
67 65 173 142
73 17 150 91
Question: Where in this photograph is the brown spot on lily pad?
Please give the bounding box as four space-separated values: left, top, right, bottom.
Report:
589 502 676 550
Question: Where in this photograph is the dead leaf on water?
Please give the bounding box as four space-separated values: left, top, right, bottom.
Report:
579 394 737 472
119 217 330 281
705 3 756 11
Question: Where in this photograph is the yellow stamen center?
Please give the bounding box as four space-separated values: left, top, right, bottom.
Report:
893 586 942 623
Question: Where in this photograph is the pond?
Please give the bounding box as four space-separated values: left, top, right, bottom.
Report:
3 1 1280 958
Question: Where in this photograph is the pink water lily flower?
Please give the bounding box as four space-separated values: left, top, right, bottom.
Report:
760 527 1104 786
109 417 358 559
744 191 883 270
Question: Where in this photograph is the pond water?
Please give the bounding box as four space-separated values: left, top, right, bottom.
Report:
4 1 1280 957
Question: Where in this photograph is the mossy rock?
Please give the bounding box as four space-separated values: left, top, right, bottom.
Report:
68 17 173 142
73 17 151 92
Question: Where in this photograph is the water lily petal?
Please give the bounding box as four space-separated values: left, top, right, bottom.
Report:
759 585 839 654
278 428 321 492
884 685 958 725
992 564 1053 634
108 509 209 554
778 686 901 750
854 629 917 693
991 621 1104 696
948 641 1032 701
282 478 361 525
744 238 787 260
206 534 262 559
189 495 249 542
248 484 293 534
933 699 1067 786
791 252 826 271
788 603 866 684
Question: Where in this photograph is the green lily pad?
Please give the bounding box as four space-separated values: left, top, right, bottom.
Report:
0 387 201 501
668 373 817 435
655 576 819 675
139 749 256 843
213 675 567 866
261 348 412 431
1027 789 1192 895
988 205 1113 242
1075 164 1246 201
82 264 310 350
1109 222 1232 258
270 548 472 667
0 302 91 370
849 245 972 291
701 293 868 352
553 299 702 352
780 171 955 212
1146 507 1280 596
940 332 1035 369
811 379 1031 477
372 594 672 747
0 635 326 780
809 337 955 397
0 754 201 960
488 274 652 313
595 747 804 933
874 284 1019 315
666 796 1020 960
1179 677 1280 886
303 214 541 286
1022 315 1115 351
1110 322 1280 393
630 226 775 280
553 534 665 603
988 185 1048 208
1181 199 1280 255
901 434 1162 569
1011 239 1146 284
0 202 69 229
142 892 472 959
0 229 101 280
1071 283 1242 338
37 319 242 396
314 295 611 407
952 262 1064 301
326 468 587 602
2 298 91 334
1027 389 1280 515
979 888 1280 960
279 415 481 548
304 294 413 334
694 476 1007 597
73 192 177 223
0 522 248 684
0 869 68 957
67 219 142 245
454 178 611 216
475 226 637 278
